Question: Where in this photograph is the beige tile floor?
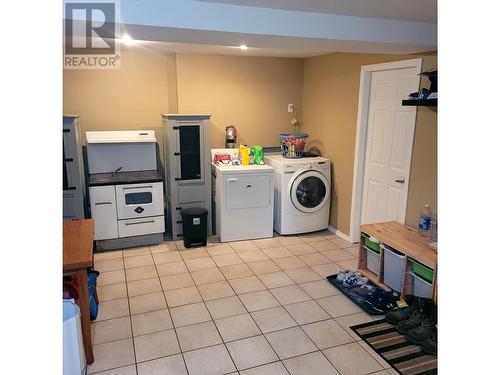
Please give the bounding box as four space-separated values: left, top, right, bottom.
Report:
89 230 396 375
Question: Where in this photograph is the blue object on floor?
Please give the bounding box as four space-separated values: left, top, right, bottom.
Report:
87 268 100 321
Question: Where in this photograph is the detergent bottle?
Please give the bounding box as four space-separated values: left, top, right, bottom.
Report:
238 144 250 165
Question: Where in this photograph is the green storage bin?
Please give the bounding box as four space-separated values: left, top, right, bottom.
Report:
361 233 380 253
409 258 434 283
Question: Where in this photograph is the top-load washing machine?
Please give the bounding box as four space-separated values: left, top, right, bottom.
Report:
265 154 331 235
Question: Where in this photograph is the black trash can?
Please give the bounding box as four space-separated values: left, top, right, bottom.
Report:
181 207 208 248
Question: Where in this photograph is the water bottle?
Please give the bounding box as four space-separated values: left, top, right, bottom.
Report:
418 204 432 236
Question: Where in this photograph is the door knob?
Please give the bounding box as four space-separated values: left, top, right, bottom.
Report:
395 179 405 184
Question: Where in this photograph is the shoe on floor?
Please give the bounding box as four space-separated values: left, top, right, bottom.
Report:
385 296 427 325
364 289 399 313
336 269 354 282
343 272 368 287
421 325 438 355
396 299 434 335
407 306 437 345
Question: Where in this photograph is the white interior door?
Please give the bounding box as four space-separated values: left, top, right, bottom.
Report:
360 67 420 225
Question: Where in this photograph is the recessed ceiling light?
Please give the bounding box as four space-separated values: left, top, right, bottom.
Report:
239 44 248 50
121 34 135 45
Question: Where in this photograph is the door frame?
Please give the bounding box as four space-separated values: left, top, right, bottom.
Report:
349 58 422 242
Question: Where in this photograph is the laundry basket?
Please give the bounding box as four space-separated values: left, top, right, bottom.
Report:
279 133 308 158
63 299 86 375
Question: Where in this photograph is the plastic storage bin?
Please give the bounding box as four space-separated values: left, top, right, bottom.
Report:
361 233 381 252
411 272 433 299
181 207 208 248
63 299 86 375
382 244 405 292
409 258 434 283
366 247 381 275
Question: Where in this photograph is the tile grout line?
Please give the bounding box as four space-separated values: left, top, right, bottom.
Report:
123 248 139 375
177 239 241 375
92 235 366 374
151 243 190 375
231 237 364 374
207 239 292 375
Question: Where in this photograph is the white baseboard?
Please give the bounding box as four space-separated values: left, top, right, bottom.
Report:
327 226 356 243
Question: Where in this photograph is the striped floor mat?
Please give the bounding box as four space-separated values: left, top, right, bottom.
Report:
350 320 437 375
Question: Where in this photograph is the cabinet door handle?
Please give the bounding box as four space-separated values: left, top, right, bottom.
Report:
95 201 112 205
125 220 155 226
123 185 152 190
395 179 405 184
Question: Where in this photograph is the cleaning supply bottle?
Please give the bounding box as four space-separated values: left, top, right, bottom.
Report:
238 144 249 165
418 204 432 236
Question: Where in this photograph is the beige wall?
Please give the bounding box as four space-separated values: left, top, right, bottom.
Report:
64 49 303 159
175 54 304 148
63 47 437 236
302 52 437 235
63 47 174 161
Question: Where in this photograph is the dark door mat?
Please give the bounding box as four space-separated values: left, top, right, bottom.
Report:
326 273 399 315
350 320 437 375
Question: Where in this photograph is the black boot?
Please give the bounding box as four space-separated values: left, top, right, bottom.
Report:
421 325 437 355
407 306 437 344
385 296 427 325
396 299 434 335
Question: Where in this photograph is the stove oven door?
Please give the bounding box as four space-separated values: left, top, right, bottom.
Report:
116 182 164 220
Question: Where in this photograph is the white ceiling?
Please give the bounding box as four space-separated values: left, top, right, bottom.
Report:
196 0 437 23
67 0 437 57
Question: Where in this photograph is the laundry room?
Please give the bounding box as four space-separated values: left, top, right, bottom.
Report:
61 2 440 374
8 1 500 374
62 41 440 375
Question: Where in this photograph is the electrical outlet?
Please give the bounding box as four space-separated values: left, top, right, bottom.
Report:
287 104 294 113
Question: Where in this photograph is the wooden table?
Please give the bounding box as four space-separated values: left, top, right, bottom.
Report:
358 222 437 301
63 219 95 364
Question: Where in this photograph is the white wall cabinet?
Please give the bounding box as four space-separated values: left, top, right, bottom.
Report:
89 186 119 240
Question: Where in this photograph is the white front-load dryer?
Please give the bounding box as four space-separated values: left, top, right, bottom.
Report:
265 155 331 235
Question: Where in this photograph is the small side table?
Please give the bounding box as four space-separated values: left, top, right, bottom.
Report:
63 219 95 364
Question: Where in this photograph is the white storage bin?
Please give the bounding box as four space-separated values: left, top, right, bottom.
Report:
382 245 405 292
366 247 380 275
63 299 86 375
410 272 433 299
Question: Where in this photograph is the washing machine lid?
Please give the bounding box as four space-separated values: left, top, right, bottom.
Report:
290 170 330 213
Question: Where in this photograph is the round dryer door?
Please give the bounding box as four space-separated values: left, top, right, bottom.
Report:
290 170 330 213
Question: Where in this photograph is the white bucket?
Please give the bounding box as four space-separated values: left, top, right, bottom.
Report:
63 299 86 375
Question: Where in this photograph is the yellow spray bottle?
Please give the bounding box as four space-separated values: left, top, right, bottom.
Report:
238 144 250 165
